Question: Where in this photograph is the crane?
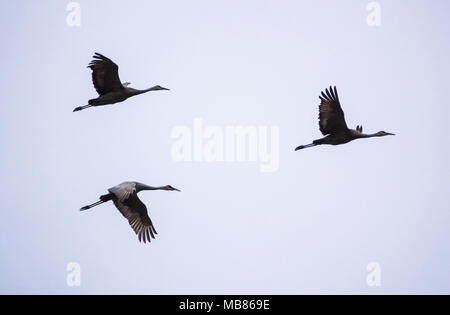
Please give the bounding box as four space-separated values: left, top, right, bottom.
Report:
295 86 394 151
73 53 169 112
80 182 180 243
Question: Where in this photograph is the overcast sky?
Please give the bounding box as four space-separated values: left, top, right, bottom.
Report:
0 0 449 294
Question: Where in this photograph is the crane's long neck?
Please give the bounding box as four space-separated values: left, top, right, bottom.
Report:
142 86 161 93
128 86 161 96
135 183 167 192
358 133 381 139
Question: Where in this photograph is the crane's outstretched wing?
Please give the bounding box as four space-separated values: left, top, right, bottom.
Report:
318 86 348 135
111 192 157 244
88 53 123 96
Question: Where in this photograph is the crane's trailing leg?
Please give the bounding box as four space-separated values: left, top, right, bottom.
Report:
80 200 104 211
73 105 92 112
295 143 317 151
80 194 112 211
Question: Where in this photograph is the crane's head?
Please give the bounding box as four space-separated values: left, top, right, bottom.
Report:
164 185 181 192
151 85 170 91
376 131 395 137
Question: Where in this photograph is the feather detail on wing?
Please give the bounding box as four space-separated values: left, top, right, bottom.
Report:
88 53 124 96
318 86 348 135
112 192 157 244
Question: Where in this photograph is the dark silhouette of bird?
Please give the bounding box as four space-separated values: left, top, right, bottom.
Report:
295 86 394 151
80 182 180 243
73 53 169 112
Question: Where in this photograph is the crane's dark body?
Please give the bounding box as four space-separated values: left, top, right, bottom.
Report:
73 53 169 112
295 86 394 151
312 130 366 146
80 182 180 243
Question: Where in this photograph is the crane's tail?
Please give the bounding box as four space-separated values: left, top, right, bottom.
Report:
73 105 92 112
295 143 316 151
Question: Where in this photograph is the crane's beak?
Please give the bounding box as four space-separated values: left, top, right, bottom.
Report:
160 86 170 91
173 187 181 192
386 132 395 136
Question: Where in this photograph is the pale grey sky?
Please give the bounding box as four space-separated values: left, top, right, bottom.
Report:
0 0 449 294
